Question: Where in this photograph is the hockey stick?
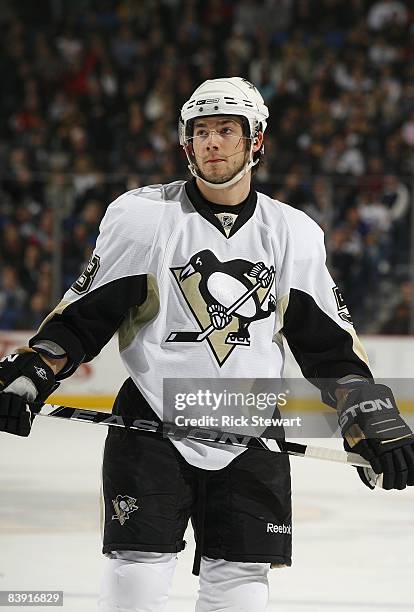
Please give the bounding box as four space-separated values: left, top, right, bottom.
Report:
166 268 274 343
35 402 372 470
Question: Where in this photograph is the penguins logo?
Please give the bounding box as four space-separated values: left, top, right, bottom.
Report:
166 250 276 366
215 212 237 235
111 495 139 526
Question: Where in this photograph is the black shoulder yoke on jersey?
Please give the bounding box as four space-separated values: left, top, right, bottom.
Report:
282 289 373 402
29 275 147 378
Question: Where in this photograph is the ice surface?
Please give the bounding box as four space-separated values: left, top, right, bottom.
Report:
1 417 413 611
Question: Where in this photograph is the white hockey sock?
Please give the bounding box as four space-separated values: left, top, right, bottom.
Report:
97 551 177 612
195 556 269 612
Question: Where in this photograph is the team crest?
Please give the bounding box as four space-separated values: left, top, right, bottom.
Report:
112 495 139 525
166 250 276 366
214 212 237 236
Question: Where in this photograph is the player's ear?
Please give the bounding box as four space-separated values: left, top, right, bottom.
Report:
253 132 264 152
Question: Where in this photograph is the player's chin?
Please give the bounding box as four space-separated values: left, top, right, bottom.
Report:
201 167 232 184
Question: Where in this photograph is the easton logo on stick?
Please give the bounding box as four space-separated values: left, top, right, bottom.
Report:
166 250 276 366
33 403 376 477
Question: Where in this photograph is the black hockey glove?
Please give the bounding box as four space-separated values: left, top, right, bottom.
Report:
338 383 414 490
0 351 58 437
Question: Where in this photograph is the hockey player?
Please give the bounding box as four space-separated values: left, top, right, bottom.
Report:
1 77 414 612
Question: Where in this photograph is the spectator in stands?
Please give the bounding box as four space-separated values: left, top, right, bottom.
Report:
380 281 413 335
381 174 411 265
367 0 408 31
18 292 50 330
0 266 27 330
329 206 368 325
401 111 414 147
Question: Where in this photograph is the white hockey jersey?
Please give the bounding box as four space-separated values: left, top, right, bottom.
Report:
31 179 371 469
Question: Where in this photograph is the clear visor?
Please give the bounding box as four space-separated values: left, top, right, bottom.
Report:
183 116 252 146
186 125 250 145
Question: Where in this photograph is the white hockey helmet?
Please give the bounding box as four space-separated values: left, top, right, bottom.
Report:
179 77 269 189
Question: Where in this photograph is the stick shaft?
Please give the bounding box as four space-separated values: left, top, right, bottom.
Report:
36 403 371 469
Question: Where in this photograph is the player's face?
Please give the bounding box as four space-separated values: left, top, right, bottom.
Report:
190 116 248 185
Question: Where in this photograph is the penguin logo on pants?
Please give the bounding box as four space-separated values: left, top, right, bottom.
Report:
111 495 139 526
166 250 276 366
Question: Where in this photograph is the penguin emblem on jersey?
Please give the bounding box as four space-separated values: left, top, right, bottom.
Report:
111 495 139 526
215 212 237 236
166 249 276 366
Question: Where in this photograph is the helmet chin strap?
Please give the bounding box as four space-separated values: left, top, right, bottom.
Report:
185 139 259 191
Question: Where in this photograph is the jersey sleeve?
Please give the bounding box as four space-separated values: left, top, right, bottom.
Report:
29 192 159 378
280 214 373 406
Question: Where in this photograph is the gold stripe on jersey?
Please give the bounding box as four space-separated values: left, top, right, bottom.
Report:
36 300 71 332
118 275 160 352
348 327 370 368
